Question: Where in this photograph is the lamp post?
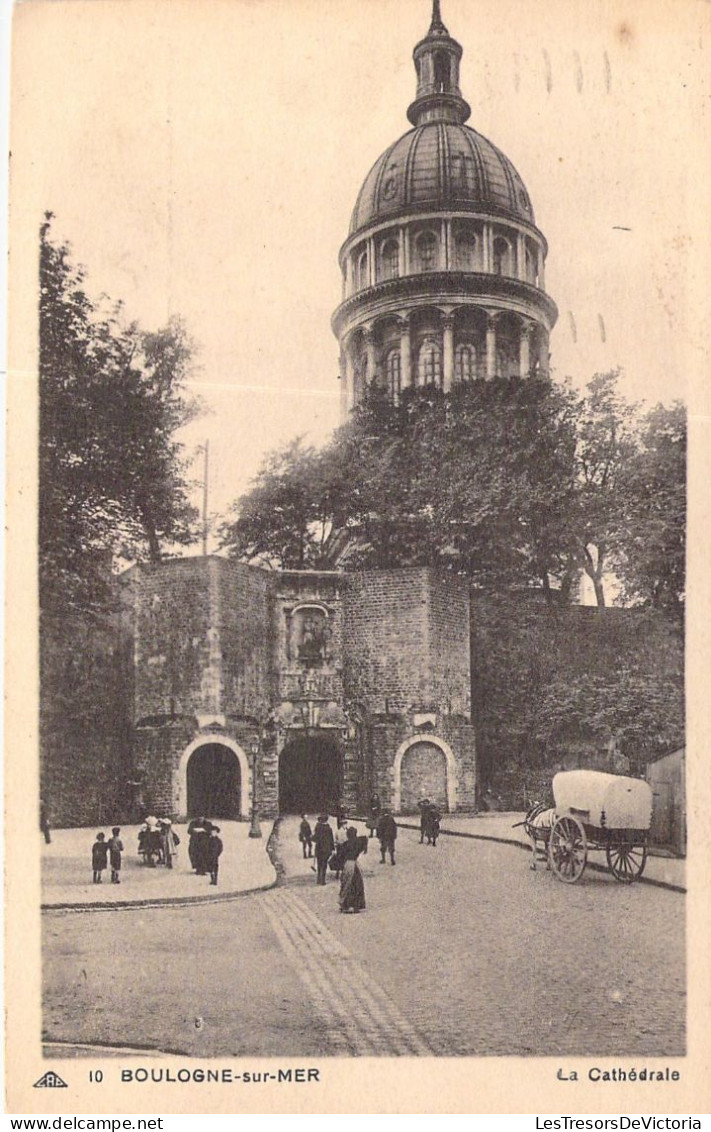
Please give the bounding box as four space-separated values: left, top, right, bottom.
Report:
249 733 262 839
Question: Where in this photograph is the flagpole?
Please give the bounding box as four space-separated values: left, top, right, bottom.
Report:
202 439 209 556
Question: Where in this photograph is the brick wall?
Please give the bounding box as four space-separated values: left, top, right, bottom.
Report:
343 568 472 713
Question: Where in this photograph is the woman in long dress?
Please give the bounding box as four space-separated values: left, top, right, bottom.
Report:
338 826 367 913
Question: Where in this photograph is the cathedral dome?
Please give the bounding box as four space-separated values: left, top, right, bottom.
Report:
349 122 535 237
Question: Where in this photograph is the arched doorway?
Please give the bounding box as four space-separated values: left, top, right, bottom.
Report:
399 740 449 814
186 743 241 819
279 734 343 814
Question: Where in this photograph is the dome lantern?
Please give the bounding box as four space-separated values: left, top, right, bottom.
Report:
407 0 471 127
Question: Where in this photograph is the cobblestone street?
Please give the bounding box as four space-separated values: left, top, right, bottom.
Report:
43 817 684 1058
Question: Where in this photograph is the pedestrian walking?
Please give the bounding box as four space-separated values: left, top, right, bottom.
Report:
377 808 397 865
367 792 381 838
107 826 124 884
332 817 349 879
313 814 335 886
188 817 210 874
338 827 367 914
207 825 223 886
299 814 313 858
91 832 108 883
40 798 52 844
427 804 441 846
159 819 180 868
418 798 431 844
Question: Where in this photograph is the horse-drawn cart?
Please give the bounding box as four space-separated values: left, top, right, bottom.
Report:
522 770 653 885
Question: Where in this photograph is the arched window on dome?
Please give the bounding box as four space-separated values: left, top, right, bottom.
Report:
493 236 513 277
357 249 369 291
380 239 399 282
386 349 402 403
416 231 439 273
418 339 442 387
456 231 478 272
454 343 476 383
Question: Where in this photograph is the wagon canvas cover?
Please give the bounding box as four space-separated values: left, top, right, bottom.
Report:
552 770 653 831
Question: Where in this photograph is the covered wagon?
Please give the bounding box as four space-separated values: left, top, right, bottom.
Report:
547 770 653 884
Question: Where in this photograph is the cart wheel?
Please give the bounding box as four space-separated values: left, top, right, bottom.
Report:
606 842 647 884
549 816 587 883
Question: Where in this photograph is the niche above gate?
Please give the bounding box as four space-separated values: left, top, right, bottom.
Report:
286 603 332 668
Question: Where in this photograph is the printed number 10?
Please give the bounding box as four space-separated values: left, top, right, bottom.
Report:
89 1070 103 1083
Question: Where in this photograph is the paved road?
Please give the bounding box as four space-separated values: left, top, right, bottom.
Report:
43 818 684 1057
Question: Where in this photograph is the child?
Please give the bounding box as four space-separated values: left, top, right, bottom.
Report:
207 825 223 886
299 814 313 858
107 826 124 884
91 832 108 883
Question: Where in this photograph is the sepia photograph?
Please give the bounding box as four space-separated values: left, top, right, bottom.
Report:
5 0 710 1115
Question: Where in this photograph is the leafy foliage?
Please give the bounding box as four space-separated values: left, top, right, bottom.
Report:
612 402 686 613
40 214 201 614
222 377 581 593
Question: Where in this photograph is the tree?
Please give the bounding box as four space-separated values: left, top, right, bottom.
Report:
40 215 201 614
569 370 638 608
219 438 334 569
613 401 686 614
221 377 580 597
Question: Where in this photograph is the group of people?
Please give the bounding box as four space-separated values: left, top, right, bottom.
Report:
187 817 223 885
296 795 401 915
91 827 124 884
138 816 181 868
299 812 368 913
90 817 224 887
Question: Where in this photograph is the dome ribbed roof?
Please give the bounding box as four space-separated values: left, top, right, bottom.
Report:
349 122 534 236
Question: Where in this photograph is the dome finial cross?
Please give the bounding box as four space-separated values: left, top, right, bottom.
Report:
429 0 448 35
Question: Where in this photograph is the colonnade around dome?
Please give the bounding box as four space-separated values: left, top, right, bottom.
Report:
338 304 550 413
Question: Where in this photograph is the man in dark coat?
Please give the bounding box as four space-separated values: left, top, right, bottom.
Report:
299 814 313 858
418 799 431 844
188 817 210 874
91 832 108 883
40 799 51 844
377 809 398 865
312 814 335 886
367 793 381 838
207 826 223 886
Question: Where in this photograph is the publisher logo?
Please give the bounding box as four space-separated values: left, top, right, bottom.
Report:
33 1071 68 1088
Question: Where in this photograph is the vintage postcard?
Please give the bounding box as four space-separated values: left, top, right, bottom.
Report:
5 0 711 1116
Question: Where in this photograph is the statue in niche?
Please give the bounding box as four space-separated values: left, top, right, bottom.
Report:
296 610 327 667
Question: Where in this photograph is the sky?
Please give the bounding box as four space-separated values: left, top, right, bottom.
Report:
9 0 710 546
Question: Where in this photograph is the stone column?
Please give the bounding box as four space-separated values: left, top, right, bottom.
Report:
339 350 348 417
442 313 454 391
538 247 545 289
345 255 353 297
519 323 532 378
486 314 497 379
483 223 492 272
399 316 412 389
441 218 450 269
402 226 410 275
345 350 355 410
398 227 406 277
517 232 526 281
368 237 376 286
365 327 377 385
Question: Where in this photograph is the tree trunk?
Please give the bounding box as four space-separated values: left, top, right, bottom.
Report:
581 543 606 608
